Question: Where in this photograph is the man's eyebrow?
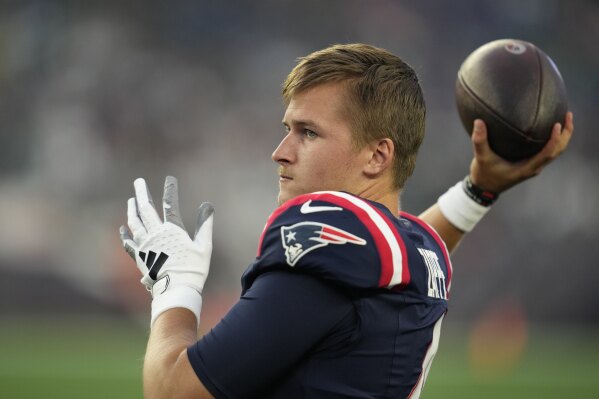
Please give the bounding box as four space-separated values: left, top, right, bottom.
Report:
282 119 322 129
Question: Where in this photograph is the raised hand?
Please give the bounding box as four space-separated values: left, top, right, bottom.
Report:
119 176 214 326
469 112 574 193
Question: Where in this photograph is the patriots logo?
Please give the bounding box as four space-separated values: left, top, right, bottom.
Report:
281 222 366 266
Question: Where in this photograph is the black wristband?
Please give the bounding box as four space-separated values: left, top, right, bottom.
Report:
462 175 499 207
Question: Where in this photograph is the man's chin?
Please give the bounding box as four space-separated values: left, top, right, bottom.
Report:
277 192 289 206
277 189 300 206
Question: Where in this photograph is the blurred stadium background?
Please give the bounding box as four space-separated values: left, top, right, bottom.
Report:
0 1 597 398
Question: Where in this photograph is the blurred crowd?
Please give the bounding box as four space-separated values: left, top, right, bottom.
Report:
0 0 597 326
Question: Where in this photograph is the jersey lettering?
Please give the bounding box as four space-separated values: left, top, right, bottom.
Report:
418 248 447 300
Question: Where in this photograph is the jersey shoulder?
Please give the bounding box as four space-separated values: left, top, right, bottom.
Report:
243 191 408 292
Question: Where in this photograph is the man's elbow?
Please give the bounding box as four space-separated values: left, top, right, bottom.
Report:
143 348 213 399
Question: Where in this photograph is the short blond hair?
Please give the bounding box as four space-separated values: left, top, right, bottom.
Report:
282 43 426 189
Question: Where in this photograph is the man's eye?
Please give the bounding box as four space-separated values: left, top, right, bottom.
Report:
305 129 317 138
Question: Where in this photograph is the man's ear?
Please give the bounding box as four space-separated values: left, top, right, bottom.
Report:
364 138 394 177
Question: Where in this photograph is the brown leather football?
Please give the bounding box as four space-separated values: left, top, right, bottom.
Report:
455 39 568 161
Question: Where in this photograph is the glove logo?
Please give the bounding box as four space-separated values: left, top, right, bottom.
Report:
139 250 170 280
152 275 170 296
281 222 366 266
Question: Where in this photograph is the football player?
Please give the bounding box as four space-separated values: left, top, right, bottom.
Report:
120 44 573 399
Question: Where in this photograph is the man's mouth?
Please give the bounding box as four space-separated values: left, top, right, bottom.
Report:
278 167 293 181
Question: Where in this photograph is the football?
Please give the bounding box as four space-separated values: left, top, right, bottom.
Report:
455 39 568 161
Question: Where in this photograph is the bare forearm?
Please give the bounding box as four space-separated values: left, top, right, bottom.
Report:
144 309 200 399
419 203 465 254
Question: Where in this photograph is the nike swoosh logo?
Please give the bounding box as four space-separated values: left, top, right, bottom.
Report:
300 200 343 214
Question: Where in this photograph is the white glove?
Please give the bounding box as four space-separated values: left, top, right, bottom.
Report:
119 176 214 327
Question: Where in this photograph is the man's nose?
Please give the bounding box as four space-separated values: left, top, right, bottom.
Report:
272 133 296 165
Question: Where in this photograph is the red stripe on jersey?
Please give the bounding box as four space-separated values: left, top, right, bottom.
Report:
400 212 453 292
371 206 410 288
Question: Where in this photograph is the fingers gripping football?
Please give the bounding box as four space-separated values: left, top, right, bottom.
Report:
526 112 574 175
469 112 574 193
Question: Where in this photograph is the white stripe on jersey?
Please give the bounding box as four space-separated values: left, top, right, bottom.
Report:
408 313 445 399
314 191 405 287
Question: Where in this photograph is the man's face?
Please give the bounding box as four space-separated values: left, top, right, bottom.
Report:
272 83 370 205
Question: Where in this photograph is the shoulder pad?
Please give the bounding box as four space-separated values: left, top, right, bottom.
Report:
244 192 410 291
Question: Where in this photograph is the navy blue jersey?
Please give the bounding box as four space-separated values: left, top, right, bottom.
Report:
188 191 452 399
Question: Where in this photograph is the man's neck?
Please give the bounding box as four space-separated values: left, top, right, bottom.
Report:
356 186 401 216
